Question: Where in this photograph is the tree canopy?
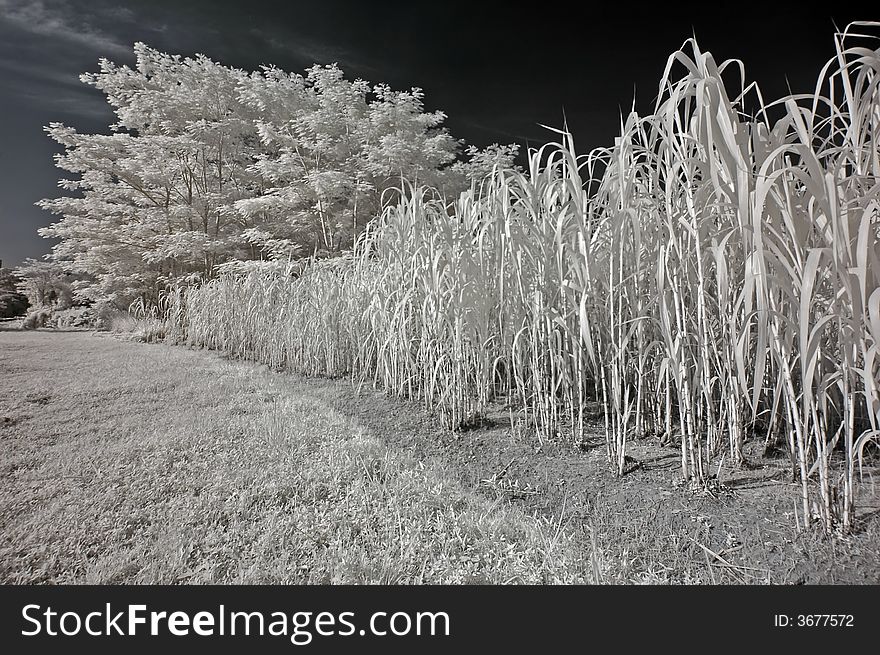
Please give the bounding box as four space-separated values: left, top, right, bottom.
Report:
38 43 518 306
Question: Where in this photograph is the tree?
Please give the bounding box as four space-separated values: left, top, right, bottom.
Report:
0 268 29 318
38 43 518 305
12 259 75 309
39 44 263 306
236 63 472 256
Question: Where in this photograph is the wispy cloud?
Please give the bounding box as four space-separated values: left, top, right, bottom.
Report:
247 26 378 75
13 88 111 121
0 58 85 90
0 0 132 120
0 0 132 57
457 118 549 144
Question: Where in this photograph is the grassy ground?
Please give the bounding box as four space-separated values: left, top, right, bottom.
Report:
1 325 878 584
0 327 584 583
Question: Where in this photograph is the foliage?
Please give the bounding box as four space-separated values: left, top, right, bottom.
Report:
38 43 517 306
171 22 880 535
0 268 29 318
21 308 53 330
12 259 76 309
51 307 98 328
0 268 18 293
0 293 29 319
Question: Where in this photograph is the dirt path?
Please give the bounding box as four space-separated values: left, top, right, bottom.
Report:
1 328 878 584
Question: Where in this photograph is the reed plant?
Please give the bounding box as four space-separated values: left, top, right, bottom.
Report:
168 22 880 534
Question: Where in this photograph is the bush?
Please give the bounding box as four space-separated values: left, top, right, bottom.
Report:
21 308 53 330
130 323 167 343
92 301 124 331
52 307 97 328
0 292 29 318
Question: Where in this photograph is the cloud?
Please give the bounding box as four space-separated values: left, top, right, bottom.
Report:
248 26 378 75
0 58 85 90
0 0 132 57
0 0 131 120
14 87 112 121
457 118 547 144
0 42 109 121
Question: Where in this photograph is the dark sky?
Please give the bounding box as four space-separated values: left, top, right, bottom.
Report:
0 0 872 268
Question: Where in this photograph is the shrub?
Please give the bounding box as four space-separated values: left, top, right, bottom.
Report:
21 308 53 330
0 292 29 318
51 307 97 328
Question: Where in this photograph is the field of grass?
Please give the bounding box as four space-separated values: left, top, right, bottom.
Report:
0 328 589 584
2 327 878 584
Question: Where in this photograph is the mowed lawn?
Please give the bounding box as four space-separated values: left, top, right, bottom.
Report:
0 329 585 584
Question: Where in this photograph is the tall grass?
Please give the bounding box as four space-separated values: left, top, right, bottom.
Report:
168 23 880 534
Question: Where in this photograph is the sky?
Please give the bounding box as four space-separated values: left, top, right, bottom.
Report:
0 0 872 268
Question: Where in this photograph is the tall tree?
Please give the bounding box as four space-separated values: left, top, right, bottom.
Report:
40 44 263 304
38 43 518 306
236 63 471 256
